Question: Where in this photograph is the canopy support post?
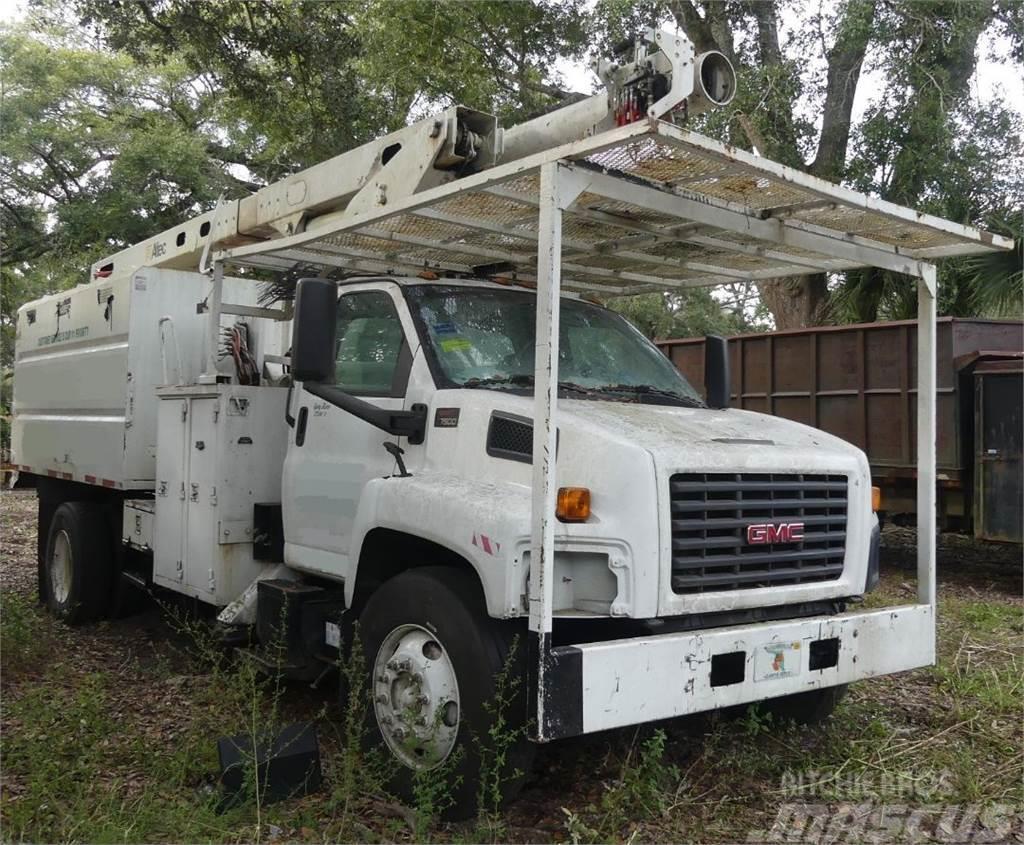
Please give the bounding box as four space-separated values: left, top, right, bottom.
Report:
529 162 586 740
916 263 938 609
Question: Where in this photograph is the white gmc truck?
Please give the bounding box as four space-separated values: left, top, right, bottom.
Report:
14 27 1002 816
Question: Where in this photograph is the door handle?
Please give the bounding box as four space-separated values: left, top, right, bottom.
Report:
296 406 309 446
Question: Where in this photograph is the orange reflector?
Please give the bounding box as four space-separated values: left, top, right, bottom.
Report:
871 486 881 511
556 487 591 522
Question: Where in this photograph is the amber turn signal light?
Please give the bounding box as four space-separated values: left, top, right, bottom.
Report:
556 487 591 522
871 486 881 512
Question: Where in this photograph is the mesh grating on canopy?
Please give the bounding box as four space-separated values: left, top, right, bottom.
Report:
218 120 1010 292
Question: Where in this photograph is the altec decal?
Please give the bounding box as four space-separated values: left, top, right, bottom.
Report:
747 522 804 545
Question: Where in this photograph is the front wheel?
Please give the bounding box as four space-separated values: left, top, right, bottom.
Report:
355 567 534 819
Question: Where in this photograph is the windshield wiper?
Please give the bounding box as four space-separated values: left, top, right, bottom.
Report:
462 375 599 397
593 383 704 407
463 374 535 388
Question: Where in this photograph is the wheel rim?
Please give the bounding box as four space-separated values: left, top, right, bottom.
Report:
372 624 461 770
50 529 72 605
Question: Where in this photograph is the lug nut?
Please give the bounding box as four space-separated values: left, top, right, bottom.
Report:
375 694 389 705
392 726 407 740
417 694 430 706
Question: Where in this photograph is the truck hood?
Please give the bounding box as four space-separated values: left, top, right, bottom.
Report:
558 400 865 473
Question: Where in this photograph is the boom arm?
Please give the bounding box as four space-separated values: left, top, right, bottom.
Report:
90 28 734 283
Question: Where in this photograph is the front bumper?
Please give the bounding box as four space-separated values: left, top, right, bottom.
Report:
537 603 935 740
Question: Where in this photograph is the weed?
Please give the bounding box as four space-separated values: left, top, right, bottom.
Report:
410 744 464 839
562 728 682 843
561 806 601 844
612 729 680 818
0 590 51 678
475 633 527 828
736 703 776 736
325 624 396 835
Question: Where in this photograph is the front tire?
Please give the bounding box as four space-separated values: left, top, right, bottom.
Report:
356 567 533 819
43 502 115 625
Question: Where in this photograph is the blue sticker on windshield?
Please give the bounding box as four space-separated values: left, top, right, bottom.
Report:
432 322 457 335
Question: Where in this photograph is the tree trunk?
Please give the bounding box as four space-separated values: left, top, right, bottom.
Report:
669 0 876 328
855 2 993 320
756 275 831 329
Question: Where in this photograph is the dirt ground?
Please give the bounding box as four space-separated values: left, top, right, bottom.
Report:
1 488 1021 844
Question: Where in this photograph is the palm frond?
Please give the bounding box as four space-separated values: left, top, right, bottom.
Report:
964 214 1023 317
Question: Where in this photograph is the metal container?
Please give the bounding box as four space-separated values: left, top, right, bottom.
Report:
657 318 1023 540
973 357 1023 543
11 267 286 490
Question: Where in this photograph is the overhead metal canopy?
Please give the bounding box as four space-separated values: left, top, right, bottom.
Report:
216 119 1012 293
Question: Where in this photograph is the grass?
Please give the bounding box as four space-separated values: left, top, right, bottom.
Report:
0 590 52 677
1 659 230 842
2 489 1021 843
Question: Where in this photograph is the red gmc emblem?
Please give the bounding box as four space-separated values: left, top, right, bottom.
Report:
747 522 805 544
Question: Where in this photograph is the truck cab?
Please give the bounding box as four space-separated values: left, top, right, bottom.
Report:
283 276 878 626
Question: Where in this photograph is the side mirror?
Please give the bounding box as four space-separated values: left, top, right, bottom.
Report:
291 278 337 383
704 335 731 409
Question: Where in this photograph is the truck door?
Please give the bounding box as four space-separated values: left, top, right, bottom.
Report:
282 289 415 577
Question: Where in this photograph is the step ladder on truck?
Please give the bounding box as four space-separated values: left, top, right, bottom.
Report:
11 28 1013 815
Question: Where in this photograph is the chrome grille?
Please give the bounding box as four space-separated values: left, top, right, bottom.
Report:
670 472 848 594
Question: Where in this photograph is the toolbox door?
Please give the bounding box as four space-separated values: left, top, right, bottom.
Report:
185 396 220 595
153 397 189 589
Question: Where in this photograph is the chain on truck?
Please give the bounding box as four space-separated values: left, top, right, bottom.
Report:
11 28 1014 816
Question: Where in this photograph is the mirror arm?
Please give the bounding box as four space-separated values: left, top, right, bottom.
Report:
303 382 426 444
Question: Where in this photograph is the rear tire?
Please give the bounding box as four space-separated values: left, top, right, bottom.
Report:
760 684 848 725
355 567 534 819
43 502 115 625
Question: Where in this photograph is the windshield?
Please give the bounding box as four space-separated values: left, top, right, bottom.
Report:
405 285 703 405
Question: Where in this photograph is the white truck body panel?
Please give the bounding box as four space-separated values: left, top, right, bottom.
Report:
12 269 286 488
